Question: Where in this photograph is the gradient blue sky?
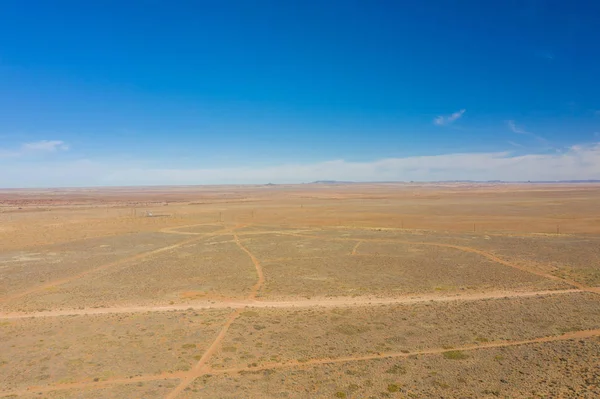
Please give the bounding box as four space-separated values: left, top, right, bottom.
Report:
1 0 600 187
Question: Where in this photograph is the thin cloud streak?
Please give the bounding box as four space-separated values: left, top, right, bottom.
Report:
508 141 524 148
1 143 599 187
507 120 548 144
0 140 70 158
507 120 530 135
434 109 466 126
22 140 69 152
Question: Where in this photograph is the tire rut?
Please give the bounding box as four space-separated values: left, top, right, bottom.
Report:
276 231 592 292
163 227 264 398
5 328 599 398
0 289 583 320
0 226 234 304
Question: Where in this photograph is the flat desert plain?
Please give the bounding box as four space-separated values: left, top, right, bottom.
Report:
1 183 599 398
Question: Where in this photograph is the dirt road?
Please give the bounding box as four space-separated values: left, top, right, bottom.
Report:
0 288 582 320
3 221 598 399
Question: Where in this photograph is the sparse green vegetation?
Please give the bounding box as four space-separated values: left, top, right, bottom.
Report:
386 364 406 374
432 380 450 389
241 311 259 317
387 383 401 392
0 309 229 391
3 189 600 398
334 323 370 335
442 350 469 360
348 383 360 392
482 389 500 396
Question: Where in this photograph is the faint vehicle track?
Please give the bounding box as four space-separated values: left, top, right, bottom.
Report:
160 223 223 235
276 231 598 293
3 223 599 399
351 240 362 255
163 309 242 399
4 328 599 398
0 236 203 304
233 233 265 300
207 328 600 374
10 371 189 397
163 228 266 398
0 226 236 305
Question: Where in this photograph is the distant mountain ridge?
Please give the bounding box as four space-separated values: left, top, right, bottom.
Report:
311 180 357 184
309 180 600 184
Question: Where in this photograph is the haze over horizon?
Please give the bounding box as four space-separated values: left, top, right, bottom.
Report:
1 1 600 188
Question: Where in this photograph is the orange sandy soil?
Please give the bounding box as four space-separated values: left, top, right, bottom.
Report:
0 183 599 398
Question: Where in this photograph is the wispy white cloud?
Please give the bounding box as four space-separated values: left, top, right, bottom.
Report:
434 109 466 126
507 120 529 135
2 143 600 187
0 140 69 158
22 140 70 152
506 120 548 144
508 141 524 148
537 50 554 61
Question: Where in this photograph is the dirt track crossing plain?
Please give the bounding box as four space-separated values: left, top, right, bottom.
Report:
1 183 600 398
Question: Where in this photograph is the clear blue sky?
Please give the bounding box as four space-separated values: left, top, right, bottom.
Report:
1 0 599 186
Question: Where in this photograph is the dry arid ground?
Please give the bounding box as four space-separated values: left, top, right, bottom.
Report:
1 183 600 398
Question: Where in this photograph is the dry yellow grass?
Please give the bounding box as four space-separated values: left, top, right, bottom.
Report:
0 183 599 398
0 310 230 392
4 240 257 312
184 338 600 398
210 292 600 369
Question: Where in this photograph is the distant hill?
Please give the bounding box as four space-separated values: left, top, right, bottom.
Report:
527 180 600 183
307 180 600 184
311 180 357 184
